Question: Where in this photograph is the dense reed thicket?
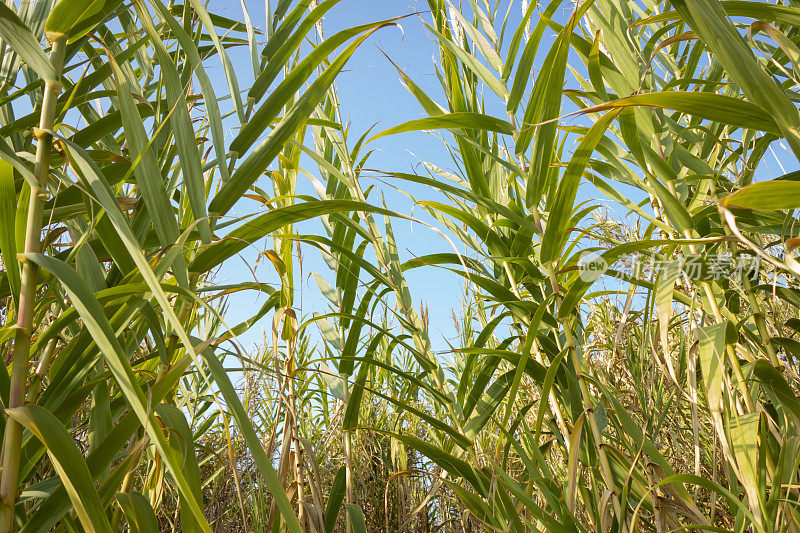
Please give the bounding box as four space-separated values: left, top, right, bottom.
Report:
1 0 800 531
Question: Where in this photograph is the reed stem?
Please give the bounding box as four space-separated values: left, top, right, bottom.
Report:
0 33 66 531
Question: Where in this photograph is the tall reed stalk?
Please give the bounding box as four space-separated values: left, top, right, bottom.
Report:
0 33 65 530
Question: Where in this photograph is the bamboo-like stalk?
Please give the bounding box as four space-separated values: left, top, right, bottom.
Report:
224 416 251 532
662 181 755 412
0 33 66 530
111 436 143 531
504 113 627 524
711 189 779 367
343 379 354 533
289 368 306 530
530 206 629 533
495 261 571 458
267 352 295 530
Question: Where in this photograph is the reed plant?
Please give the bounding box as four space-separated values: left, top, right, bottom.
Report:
2 0 800 531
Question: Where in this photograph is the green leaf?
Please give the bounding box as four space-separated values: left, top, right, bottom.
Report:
155 405 204 533
672 0 800 156
506 0 562 111
149 0 230 185
446 7 502 72
108 55 188 285
25 254 211 532
191 200 396 274
517 1 590 178
541 109 620 264
388 433 486 495
577 91 780 134
210 24 392 217
22 360 192 533
729 412 762 517
344 504 367 533
324 466 346 533
0 161 20 307
6 406 112 533
588 30 608 100
385 53 446 116
531 348 568 442
188 0 245 123
657 474 757 526
698 322 735 413
559 237 715 318
45 0 123 42
248 0 341 105
721 180 800 210
370 112 514 142
116 493 158 533
753 360 800 429
463 370 514 441
0 3 57 82
134 0 211 243
656 260 681 377
425 22 508 99
0 138 36 189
